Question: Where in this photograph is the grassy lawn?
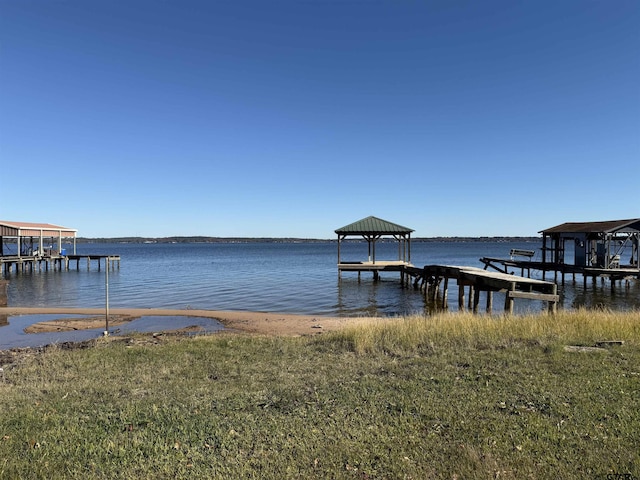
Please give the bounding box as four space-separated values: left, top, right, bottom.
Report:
0 310 639 479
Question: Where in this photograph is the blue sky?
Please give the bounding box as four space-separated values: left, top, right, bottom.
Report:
1 1 638 238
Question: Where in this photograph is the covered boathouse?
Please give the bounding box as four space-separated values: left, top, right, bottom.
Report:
1 220 120 276
0 220 77 257
335 216 413 280
1 220 79 275
540 218 640 270
481 218 640 286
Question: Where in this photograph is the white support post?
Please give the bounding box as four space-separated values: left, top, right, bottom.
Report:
104 258 109 336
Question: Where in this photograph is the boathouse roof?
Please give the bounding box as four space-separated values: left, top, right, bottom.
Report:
540 218 640 235
335 216 414 235
0 220 77 238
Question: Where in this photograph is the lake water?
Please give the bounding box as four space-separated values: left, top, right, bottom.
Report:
4 240 640 317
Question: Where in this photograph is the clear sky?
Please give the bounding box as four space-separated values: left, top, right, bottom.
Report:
1 1 638 238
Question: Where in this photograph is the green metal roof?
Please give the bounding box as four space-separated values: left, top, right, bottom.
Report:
335 216 414 235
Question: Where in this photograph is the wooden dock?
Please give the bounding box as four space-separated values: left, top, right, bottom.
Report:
338 261 559 313
338 260 411 281
480 257 640 289
66 254 121 271
1 254 120 276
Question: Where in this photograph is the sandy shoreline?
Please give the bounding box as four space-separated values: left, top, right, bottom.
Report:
0 307 387 337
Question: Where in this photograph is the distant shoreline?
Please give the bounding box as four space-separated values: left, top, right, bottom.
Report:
73 236 541 245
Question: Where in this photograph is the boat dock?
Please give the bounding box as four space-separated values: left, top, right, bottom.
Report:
1 220 120 277
335 216 559 313
407 264 558 313
337 260 411 281
480 256 639 288
1 254 120 276
340 262 559 314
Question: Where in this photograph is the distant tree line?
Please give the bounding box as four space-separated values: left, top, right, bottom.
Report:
75 236 540 244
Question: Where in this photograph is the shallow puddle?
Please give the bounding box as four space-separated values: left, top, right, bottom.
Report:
0 314 224 350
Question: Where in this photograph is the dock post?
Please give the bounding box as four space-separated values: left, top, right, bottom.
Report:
442 276 449 309
486 291 493 314
431 277 439 302
504 282 516 314
458 284 465 311
548 284 558 314
467 285 474 310
473 287 480 313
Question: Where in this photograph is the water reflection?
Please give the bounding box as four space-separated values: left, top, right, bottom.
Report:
336 273 557 317
336 276 431 317
561 278 640 311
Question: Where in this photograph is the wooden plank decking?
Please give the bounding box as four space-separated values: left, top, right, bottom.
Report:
338 260 412 271
1 254 120 276
480 257 640 286
403 264 558 314
339 261 559 313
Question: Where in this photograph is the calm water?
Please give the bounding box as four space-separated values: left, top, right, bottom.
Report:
4 240 640 317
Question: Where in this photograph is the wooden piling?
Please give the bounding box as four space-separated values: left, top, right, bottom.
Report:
486 291 493 313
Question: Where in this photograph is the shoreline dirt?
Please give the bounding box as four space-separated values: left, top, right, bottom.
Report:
0 307 389 365
0 307 387 337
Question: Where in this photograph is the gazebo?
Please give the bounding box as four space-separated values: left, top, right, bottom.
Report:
335 216 414 279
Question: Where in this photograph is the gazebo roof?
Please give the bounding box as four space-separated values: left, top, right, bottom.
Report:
540 218 640 235
335 216 414 235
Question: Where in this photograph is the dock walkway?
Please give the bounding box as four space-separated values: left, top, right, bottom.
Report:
339 261 559 313
1 254 120 276
480 257 640 288
338 260 411 281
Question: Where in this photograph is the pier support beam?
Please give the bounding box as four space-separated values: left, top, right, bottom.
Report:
458 283 466 311
504 282 516 314
442 277 449 309
473 288 481 313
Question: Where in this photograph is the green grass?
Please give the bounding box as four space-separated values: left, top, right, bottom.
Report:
1 310 639 479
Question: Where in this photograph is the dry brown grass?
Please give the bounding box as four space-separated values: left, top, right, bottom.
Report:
330 308 640 355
